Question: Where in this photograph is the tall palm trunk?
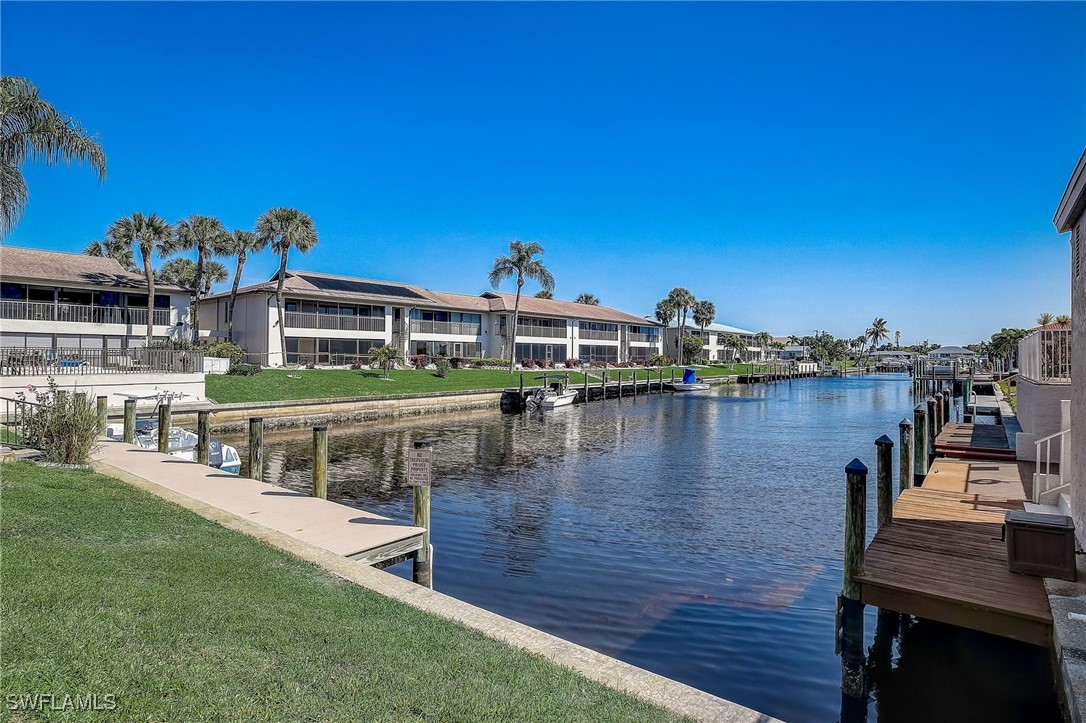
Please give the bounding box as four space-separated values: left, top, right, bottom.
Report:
227 251 246 343
275 249 289 366
191 246 205 344
141 243 155 346
677 306 688 365
508 275 523 373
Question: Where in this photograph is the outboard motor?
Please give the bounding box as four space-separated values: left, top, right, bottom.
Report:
208 439 224 468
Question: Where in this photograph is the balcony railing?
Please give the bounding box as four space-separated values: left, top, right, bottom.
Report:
512 325 566 339
410 320 482 336
579 329 619 341
284 311 386 332
628 333 659 344
1019 328 1071 383
1 346 203 376
0 300 171 327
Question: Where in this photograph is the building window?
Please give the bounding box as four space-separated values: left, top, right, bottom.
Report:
578 345 618 363
515 343 567 363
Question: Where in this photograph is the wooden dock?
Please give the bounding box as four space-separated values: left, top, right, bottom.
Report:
935 422 1016 461
93 440 427 567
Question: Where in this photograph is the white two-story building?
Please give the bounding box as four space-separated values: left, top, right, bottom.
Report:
201 270 663 366
0 246 191 351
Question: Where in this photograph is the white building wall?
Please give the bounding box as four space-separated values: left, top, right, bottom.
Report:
1069 214 1085 536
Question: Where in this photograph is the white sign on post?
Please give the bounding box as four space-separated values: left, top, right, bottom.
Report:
407 447 432 487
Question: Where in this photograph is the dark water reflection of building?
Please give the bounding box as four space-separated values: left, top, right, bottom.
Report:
230 376 1062 722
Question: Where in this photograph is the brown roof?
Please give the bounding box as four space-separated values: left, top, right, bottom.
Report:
1031 322 1072 331
211 268 659 326
481 292 659 326
0 246 186 292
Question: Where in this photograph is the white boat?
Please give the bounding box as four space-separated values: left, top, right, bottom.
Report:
105 389 241 474
668 369 710 392
526 375 579 410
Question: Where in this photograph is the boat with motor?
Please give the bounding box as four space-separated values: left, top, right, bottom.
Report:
104 389 242 474
525 375 579 410
667 368 711 392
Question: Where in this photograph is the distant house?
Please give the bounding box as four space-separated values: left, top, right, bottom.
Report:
661 319 762 362
200 269 662 366
0 246 191 351
926 346 976 361
1052 148 1084 536
779 345 811 361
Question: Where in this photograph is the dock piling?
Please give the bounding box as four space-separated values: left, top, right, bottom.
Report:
914 403 929 480
123 398 135 443
899 418 914 491
875 436 894 529
843 458 868 601
312 425 329 499
96 396 108 435
197 410 210 465
157 402 171 454
925 396 937 467
411 440 433 589
248 417 264 481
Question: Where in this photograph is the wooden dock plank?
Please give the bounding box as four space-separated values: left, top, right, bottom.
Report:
857 487 1053 646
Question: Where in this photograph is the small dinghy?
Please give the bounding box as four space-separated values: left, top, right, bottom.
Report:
668 368 710 392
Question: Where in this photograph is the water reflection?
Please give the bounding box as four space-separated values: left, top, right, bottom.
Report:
232 375 1059 722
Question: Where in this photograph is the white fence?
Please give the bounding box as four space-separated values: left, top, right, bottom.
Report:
1018 328 1071 383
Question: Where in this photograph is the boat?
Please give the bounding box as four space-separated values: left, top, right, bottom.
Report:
668 368 710 392
525 375 579 410
104 389 242 474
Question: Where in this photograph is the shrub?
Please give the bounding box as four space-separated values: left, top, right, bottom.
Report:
448 357 466 369
228 363 261 376
350 357 365 370
410 355 430 370
435 357 451 378
16 378 99 464
370 344 403 380
203 340 246 368
476 358 508 368
521 359 537 369
564 358 580 368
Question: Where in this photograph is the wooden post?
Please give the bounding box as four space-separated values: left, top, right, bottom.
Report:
899 417 914 491
601 367 606 401
157 402 171 454
123 398 135 443
411 440 433 589
519 373 524 409
96 396 108 435
914 403 928 480
843 458 868 600
875 435 894 529
74 391 87 407
312 425 328 499
583 368 589 401
632 369 638 397
935 392 945 435
926 396 937 466
197 410 211 465
248 417 264 481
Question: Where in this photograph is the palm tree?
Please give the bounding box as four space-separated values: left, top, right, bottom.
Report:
1 76 106 238
691 300 715 362
255 208 319 366
173 215 231 343
654 298 678 361
755 331 773 363
488 240 555 372
1036 312 1055 327
865 317 890 364
156 258 228 296
104 213 174 345
83 238 136 272
534 289 554 300
1055 314 1072 326
222 230 268 343
574 293 600 305
726 334 745 363
786 335 801 346
369 344 402 380
666 288 695 364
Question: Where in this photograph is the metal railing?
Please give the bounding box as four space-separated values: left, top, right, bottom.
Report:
1 347 203 375
578 329 619 341
0 299 170 326
1 396 41 446
1034 428 1070 505
628 333 659 344
284 311 386 332
1019 327 1071 384
410 320 482 336
512 325 567 339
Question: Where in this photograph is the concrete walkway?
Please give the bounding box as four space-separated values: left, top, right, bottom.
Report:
93 439 425 565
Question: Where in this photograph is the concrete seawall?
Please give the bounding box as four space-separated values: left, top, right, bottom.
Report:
169 389 505 433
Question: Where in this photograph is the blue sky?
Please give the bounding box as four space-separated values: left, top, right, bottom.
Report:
3 1 1083 344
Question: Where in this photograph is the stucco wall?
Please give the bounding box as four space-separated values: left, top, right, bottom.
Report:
1015 377 1072 461
2 372 206 407
1071 214 1085 537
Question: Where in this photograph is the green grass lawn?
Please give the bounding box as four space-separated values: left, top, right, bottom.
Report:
1 463 679 721
206 365 750 404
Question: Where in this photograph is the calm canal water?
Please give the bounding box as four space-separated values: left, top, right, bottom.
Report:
238 374 1060 722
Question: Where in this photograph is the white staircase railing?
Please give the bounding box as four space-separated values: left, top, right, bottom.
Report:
1034 428 1071 505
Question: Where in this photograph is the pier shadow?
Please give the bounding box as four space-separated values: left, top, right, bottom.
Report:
346 516 403 527
261 490 308 497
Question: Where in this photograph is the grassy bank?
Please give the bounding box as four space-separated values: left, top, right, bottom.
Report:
1 463 677 721
206 365 750 404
